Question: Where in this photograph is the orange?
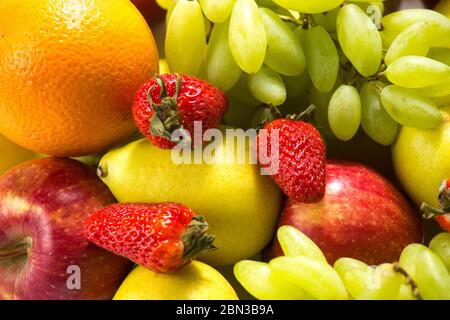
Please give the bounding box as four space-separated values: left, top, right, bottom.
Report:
0 0 159 156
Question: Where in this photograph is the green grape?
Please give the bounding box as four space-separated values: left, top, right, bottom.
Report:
165 0 206 75
270 256 348 300
262 3 292 17
334 258 373 299
313 7 340 32
352 1 384 15
206 20 242 91
337 4 382 77
433 94 450 108
165 0 179 27
386 56 450 89
277 226 327 261
381 9 450 48
397 284 417 300
229 0 267 74
360 82 398 146
415 250 450 300
272 0 345 13
247 65 287 106
197 60 208 81
234 260 314 300
259 8 305 76
429 233 450 272
380 85 442 129
428 48 450 66
304 26 339 93
227 75 262 106
399 243 429 279
353 1 384 33
256 0 278 8
282 72 311 99
358 264 404 300
223 99 258 129
293 27 307 48
333 257 370 277
384 22 431 66
156 0 175 10
250 106 275 128
419 79 450 98
199 0 235 23
328 84 361 141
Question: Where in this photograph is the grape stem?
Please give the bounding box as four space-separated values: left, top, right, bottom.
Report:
393 262 422 300
281 13 315 29
279 15 302 26
287 104 316 122
347 63 387 86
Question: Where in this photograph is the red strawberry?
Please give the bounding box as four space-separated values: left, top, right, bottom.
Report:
257 116 326 203
84 203 215 273
133 74 228 149
421 179 450 232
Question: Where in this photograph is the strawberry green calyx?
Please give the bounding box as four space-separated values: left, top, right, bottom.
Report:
256 104 316 130
148 74 183 140
421 179 450 219
182 216 216 261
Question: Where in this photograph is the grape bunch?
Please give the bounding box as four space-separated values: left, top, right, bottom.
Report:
234 226 450 300
157 0 450 145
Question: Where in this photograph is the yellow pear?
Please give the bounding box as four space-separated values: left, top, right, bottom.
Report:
98 132 283 266
392 106 450 206
114 261 238 300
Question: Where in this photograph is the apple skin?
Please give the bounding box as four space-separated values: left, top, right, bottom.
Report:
0 157 132 300
269 161 423 265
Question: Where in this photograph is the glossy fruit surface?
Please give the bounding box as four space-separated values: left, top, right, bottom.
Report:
257 118 326 203
132 74 228 149
0 0 159 156
85 203 215 273
392 106 450 206
269 161 423 265
0 157 131 299
98 134 283 266
114 261 238 300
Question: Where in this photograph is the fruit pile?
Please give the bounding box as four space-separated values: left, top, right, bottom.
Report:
162 0 450 146
0 0 449 301
236 226 450 300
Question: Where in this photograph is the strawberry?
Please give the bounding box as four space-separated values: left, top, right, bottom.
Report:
257 113 326 203
133 74 228 149
84 203 215 273
421 179 450 232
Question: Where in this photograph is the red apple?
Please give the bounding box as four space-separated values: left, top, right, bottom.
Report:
131 0 165 25
269 161 423 265
0 157 132 300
